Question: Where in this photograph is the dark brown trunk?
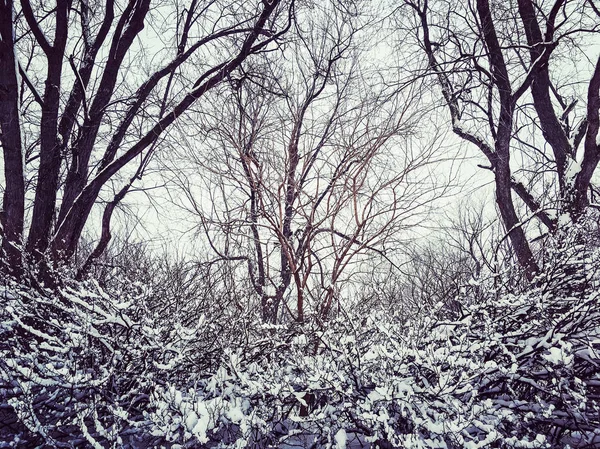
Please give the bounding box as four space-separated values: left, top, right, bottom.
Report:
26 0 71 256
477 0 538 280
517 0 570 189
571 57 600 219
56 0 114 148
50 0 285 260
57 0 150 226
54 1 115 228
496 170 538 280
0 0 25 273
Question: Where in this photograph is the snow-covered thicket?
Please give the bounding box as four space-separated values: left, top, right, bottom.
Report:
2 222 600 448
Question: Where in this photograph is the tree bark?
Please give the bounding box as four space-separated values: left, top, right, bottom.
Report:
57 0 150 226
25 0 72 256
571 57 600 217
477 0 539 279
50 0 285 260
0 0 25 273
517 0 570 188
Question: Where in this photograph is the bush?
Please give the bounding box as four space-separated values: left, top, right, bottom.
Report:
1 221 600 448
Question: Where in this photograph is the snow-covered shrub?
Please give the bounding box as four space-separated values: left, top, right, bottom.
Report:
278 224 600 448
0 274 211 448
144 221 600 449
2 216 600 448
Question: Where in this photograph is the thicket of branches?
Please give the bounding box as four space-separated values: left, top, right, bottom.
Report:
2 215 600 447
3 0 600 447
0 0 293 277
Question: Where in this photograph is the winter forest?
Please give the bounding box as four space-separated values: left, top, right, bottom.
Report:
2 0 600 447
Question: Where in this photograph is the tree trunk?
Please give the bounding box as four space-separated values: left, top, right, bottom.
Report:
0 0 25 273
496 170 539 280
570 57 600 219
517 0 570 189
477 0 539 280
26 0 71 256
57 0 150 226
51 0 285 261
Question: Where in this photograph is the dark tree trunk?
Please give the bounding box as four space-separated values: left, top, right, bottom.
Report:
57 0 150 226
477 0 539 280
571 57 600 219
412 0 539 279
25 0 72 257
517 0 600 220
0 0 25 273
517 0 570 188
496 169 538 280
51 0 285 261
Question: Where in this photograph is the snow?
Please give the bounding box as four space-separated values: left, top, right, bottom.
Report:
3 228 600 448
334 428 347 449
227 404 245 423
185 410 199 432
558 213 571 227
542 346 573 365
565 159 582 186
191 402 210 443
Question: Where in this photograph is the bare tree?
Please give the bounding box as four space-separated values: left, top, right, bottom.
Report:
164 4 452 322
0 0 25 274
0 0 293 277
400 0 600 279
